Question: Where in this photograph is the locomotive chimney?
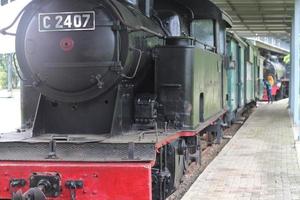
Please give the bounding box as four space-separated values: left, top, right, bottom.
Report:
139 0 153 17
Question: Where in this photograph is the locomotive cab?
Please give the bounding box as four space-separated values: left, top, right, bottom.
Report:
153 0 231 129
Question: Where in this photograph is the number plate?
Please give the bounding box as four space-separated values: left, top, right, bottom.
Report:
38 11 95 32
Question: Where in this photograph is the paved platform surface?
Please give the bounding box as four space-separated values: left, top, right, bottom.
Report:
182 99 300 200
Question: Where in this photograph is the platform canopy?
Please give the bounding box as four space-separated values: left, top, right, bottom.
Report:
211 0 293 42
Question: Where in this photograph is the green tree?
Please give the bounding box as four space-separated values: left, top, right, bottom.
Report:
284 54 290 64
0 54 19 89
0 54 8 89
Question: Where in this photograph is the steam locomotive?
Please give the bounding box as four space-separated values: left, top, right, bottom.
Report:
0 0 261 199
263 55 289 100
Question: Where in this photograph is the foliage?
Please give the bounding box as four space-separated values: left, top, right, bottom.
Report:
0 54 19 89
284 54 290 64
0 54 8 89
0 71 7 89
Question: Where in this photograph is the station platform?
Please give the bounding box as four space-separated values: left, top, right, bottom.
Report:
182 99 300 200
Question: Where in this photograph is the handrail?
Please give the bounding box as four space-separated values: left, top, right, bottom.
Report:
193 38 216 53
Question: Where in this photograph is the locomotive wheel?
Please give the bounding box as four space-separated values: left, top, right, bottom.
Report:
174 139 189 188
183 145 190 171
174 153 185 189
188 136 202 165
207 132 213 146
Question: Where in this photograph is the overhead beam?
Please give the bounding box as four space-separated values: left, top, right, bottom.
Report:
224 0 254 35
210 0 293 39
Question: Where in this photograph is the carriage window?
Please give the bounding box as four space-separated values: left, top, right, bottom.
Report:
191 20 215 48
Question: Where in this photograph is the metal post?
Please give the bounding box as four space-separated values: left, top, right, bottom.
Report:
7 53 13 92
296 0 300 126
289 18 294 111
291 0 300 128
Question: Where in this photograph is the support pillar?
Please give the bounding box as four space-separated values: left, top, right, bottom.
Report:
290 17 294 113
291 0 300 128
7 53 13 92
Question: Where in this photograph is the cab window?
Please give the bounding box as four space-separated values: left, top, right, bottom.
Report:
157 11 181 36
219 25 225 54
191 19 215 48
126 0 137 5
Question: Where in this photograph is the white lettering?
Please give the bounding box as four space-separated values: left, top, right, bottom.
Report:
64 15 72 28
82 14 90 27
43 16 51 29
73 15 82 28
55 15 63 28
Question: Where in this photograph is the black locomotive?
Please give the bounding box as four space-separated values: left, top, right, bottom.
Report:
0 0 232 199
18 0 165 134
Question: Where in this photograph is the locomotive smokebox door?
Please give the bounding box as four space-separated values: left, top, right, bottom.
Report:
16 0 126 103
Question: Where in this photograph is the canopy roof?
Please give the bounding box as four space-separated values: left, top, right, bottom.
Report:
210 0 293 42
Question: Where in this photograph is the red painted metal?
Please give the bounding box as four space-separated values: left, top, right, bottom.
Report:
0 161 152 200
155 110 227 150
60 37 74 52
0 111 227 199
155 131 196 150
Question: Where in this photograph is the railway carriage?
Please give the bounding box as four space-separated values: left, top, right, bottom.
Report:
226 31 247 123
225 32 262 124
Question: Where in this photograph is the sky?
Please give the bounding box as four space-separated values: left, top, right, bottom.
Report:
0 0 32 54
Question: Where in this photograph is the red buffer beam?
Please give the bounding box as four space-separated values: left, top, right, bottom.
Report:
0 162 152 200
